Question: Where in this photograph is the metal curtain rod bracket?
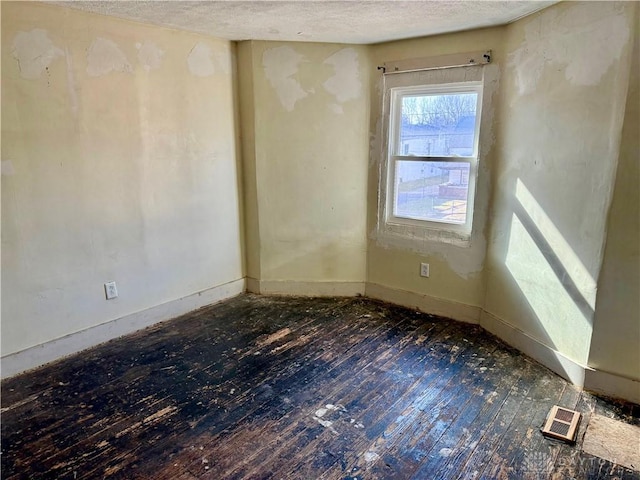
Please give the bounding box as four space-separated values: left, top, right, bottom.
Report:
379 50 491 75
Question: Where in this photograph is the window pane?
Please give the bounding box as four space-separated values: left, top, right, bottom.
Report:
399 93 477 157
394 160 470 224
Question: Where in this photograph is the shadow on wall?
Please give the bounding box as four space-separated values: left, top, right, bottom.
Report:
489 177 597 382
510 179 595 322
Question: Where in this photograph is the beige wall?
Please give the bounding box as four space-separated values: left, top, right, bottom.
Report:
484 1 636 365
238 41 369 289
590 7 639 382
1 2 243 355
366 27 505 309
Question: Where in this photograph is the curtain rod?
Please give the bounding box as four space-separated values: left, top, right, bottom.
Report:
378 50 491 74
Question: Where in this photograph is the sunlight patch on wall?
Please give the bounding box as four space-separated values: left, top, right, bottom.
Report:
515 179 597 307
505 213 590 362
505 180 596 363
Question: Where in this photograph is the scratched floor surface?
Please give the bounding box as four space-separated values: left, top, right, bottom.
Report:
2 294 639 479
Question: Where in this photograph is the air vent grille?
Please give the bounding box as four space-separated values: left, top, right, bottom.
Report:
554 408 576 423
541 405 581 443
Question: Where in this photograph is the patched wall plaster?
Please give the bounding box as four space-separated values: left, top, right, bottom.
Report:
187 41 215 77
323 48 362 103
509 2 630 96
11 29 64 79
136 41 164 72
86 37 132 77
262 45 308 112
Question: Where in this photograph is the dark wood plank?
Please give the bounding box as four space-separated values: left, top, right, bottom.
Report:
2 294 638 480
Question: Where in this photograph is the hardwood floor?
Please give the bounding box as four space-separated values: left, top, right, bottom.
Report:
2 294 639 479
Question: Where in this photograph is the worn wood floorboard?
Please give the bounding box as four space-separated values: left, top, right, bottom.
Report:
2 294 638 480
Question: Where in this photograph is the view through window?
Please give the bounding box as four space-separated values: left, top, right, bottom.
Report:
387 85 482 232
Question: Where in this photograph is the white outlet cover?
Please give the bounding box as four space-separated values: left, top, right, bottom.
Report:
104 281 118 300
420 263 430 278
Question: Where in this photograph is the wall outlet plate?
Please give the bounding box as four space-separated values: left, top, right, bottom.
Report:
104 281 118 300
420 263 430 278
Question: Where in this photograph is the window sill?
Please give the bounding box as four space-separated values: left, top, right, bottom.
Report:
375 221 472 250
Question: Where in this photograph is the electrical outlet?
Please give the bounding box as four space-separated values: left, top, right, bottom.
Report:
420 263 430 278
104 281 118 300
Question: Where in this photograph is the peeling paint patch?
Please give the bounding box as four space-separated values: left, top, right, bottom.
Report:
312 403 345 433
315 403 344 417
262 46 308 112
439 447 453 457
86 37 132 77
315 407 329 418
187 42 215 77
314 417 337 434
11 29 63 79
509 3 629 95
136 41 164 72
364 451 379 462
323 48 361 103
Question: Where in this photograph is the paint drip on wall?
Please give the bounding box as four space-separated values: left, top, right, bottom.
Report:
11 29 64 79
86 37 132 77
136 41 164 72
262 46 308 112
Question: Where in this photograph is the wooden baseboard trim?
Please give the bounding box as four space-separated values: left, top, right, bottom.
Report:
250 279 366 297
1 278 246 379
584 368 640 405
479 310 586 387
365 282 481 324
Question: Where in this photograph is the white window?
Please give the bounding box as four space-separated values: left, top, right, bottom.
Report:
385 82 483 238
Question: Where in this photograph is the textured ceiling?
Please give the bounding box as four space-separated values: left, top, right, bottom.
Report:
50 1 557 44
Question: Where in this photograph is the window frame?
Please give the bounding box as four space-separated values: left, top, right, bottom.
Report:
384 81 484 238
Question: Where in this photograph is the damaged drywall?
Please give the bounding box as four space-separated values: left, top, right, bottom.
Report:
262 45 308 112
86 37 132 77
136 41 164 72
186 41 231 77
509 2 630 96
240 41 369 288
187 41 215 77
11 29 64 79
323 48 362 103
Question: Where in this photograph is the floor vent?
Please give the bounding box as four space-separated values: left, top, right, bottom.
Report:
541 405 581 443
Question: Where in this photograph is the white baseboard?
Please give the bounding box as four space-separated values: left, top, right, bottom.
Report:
246 277 260 294
251 279 365 297
1 278 246 379
479 310 586 387
365 282 481 324
6 276 637 405
584 368 640 405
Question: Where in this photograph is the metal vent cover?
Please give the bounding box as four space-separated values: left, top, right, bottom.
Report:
541 405 581 443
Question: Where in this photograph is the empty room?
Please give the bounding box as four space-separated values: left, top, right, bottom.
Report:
1 1 639 478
